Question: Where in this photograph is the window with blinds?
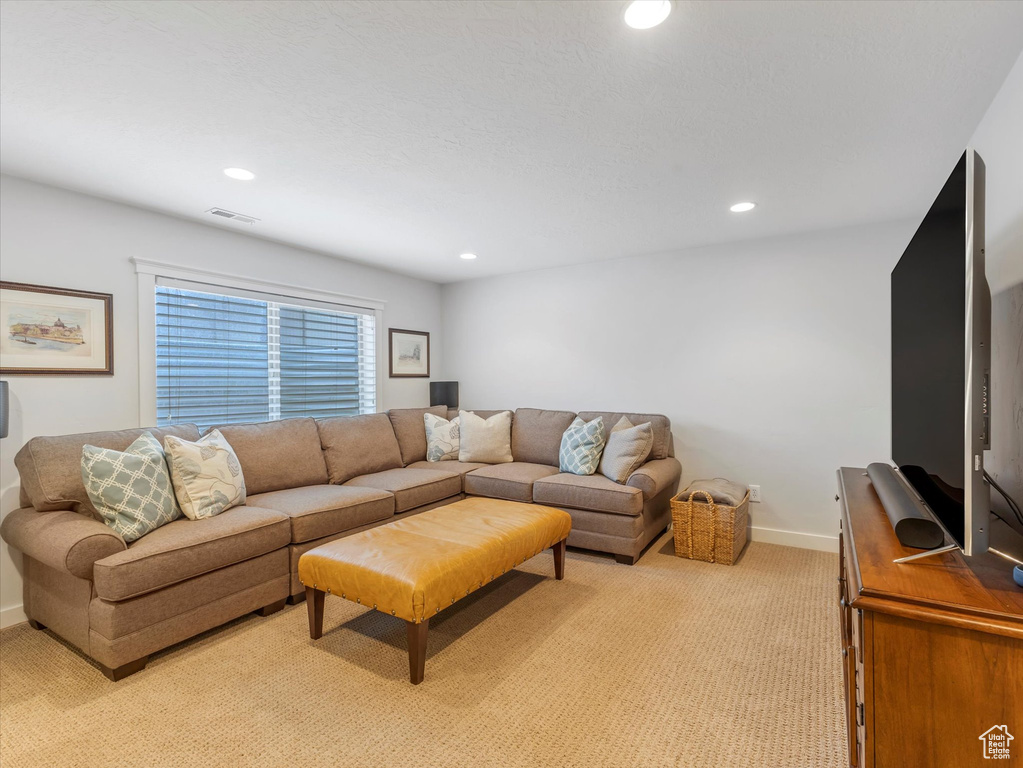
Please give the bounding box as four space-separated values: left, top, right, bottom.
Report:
155 282 377 430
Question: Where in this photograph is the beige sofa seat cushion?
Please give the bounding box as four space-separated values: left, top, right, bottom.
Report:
317 413 404 485
14 424 200 518
533 473 644 516
577 411 673 460
512 408 577 466
407 460 487 478
406 460 488 494
387 406 447 466
247 485 394 544
213 418 328 495
463 462 560 503
92 506 290 601
344 468 461 513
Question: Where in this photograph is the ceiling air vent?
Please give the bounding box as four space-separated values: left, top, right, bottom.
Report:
205 208 260 225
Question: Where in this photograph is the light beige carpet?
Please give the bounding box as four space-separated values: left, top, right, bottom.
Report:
0 535 844 768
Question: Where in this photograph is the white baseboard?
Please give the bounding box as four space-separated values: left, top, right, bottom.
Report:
0 604 27 629
750 526 839 553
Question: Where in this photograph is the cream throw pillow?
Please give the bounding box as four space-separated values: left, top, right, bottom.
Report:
458 410 513 464
164 429 246 520
424 412 460 462
599 417 654 484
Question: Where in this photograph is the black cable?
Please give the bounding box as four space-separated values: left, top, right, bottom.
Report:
985 470 1023 527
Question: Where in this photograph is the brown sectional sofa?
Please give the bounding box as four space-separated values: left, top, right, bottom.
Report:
1 407 680 680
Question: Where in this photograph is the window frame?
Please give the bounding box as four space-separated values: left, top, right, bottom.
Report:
134 258 385 427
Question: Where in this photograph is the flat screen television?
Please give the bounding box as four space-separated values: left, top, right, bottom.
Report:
891 148 990 556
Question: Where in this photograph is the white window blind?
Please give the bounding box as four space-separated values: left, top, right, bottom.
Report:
155 280 377 430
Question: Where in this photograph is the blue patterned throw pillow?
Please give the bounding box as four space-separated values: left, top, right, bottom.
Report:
559 417 607 476
82 432 183 542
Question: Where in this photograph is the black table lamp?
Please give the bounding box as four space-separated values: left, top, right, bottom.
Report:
0 381 8 439
430 381 458 409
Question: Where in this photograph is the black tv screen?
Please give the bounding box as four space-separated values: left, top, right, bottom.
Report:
891 153 967 547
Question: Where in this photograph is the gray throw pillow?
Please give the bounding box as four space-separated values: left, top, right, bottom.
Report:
82 432 182 542
599 417 653 484
559 417 607 476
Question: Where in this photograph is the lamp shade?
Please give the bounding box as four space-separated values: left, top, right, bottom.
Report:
430 381 459 409
0 381 8 439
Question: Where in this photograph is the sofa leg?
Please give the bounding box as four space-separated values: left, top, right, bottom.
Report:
254 598 287 617
27 619 46 631
614 553 638 566
100 656 149 682
287 592 307 606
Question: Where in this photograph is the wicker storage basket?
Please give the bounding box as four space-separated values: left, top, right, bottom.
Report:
671 488 750 565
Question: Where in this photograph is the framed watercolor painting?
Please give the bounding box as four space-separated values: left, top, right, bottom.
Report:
0 281 113 375
388 328 430 378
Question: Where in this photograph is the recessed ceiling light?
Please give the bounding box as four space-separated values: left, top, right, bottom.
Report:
730 202 756 213
624 0 672 30
460 253 478 260
223 167 255 181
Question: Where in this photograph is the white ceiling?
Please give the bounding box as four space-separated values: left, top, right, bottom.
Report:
2 0 1022 284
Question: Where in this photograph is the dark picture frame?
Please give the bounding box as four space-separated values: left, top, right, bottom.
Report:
0 281 114 375
388 328 430 378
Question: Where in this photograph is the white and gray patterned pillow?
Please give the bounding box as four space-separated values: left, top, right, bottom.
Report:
424 412 460 461
164 429 246 520
559 417 606 476
599 417 654 484
82 432 182 542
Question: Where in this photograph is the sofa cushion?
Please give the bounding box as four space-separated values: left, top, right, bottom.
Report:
424 412 461 462
15 424 201 518
213 418 328 495
164 429 247 520
599 418 654 484
406 460 487 494
512 408 577 466
577 411 673 460
344 468 461 513
387 406 447 465
82 432 182 543
92 506 291 601
459 410 513 464
464 462 560 503
533 473 644 516
407 460 487 478
247 485 394 544
317 413 404 485
558 416 607 476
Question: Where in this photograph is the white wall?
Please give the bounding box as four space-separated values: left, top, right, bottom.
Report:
968 50 1023 294
441 220 918 550
0 174 444 626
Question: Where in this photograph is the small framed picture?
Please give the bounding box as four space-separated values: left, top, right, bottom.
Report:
0 281 114 375
389 328 430 378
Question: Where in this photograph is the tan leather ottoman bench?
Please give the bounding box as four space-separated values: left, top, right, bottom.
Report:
298 497 572 683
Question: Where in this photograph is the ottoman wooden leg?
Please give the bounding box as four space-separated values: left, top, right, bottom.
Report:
552 538 566 580
306 587 325 640
406 619 429 685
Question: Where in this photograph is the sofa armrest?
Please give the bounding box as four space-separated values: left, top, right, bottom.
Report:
627 458 682 500
0 507 126 580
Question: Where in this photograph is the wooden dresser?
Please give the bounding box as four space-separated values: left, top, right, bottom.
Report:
836 467 1023 767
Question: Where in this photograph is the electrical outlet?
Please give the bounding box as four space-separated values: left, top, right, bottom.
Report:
749 485 762 503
